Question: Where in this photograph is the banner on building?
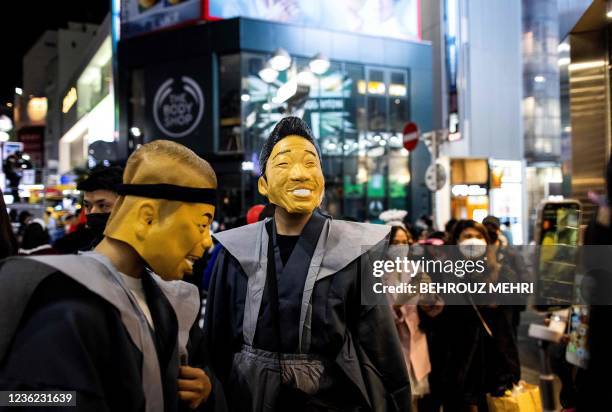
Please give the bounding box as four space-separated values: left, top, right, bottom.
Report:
206 0 421 41
120 0 201 38
144 58 210 154
17 126 45 169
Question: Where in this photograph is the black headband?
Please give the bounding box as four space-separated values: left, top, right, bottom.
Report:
117 184 216 204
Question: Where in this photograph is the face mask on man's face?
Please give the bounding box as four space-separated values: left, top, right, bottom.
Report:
86 212 111 237
458 238 487 259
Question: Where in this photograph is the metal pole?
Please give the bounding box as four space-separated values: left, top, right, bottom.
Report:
538 339 558 412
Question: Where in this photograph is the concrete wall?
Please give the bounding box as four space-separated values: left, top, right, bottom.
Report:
43 22 99 171
433 0 523 161
23 31 58 97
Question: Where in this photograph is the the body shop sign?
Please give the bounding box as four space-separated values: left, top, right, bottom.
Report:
153 76 204 138
145 59 210 152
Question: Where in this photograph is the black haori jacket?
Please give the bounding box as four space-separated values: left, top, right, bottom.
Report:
204 212 411 411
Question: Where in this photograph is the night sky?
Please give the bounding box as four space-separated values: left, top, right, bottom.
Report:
0 1 109 113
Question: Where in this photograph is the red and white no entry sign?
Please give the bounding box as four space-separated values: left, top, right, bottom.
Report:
402 122 419 151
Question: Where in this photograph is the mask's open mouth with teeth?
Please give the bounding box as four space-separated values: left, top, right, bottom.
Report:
184 255 200 273
291 188 312 197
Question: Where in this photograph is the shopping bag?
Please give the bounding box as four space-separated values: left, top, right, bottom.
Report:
486 381 542 412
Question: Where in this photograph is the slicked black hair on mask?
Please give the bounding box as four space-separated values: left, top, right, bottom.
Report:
259 116 321 177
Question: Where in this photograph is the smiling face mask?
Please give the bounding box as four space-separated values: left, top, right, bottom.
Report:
258 135 325 214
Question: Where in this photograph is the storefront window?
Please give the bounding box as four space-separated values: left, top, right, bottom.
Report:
235 51 411 220
77 37 113 120
366 69 387 132
219 54 242 153
389 71 410 133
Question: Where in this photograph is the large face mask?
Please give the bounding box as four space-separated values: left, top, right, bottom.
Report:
258 135 325 214
138 201 215 281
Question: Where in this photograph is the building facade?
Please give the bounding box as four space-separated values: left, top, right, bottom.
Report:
116 16 433 223
51 16 115 184
561 0 611 223
423 0 525 243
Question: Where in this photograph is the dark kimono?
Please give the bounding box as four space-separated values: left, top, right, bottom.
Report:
205 212 411 411
0 252 225 412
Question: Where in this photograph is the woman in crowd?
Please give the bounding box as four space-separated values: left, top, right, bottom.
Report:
426 220 520 412
381 210 434 411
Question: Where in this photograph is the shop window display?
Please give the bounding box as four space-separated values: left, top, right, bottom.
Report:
226 52 411 220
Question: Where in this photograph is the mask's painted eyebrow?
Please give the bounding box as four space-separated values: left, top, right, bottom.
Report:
203 213 213 222
272 149 291 160
305 150 317 157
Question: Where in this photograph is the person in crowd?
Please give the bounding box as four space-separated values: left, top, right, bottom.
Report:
205 116 410 411
380 209 415 246
0 140 224 411
16 210 32 243
54 166 123 253
60 213 80 237
17 219 58 256
79 165 123 245
575 156 612 411
380 211 432 411
421 231 446 245
500 219 514 246
45 209 60 242
444 219 458 243
8 209 17 223
415 214 435 240
426 220 520 412
483 215 509 246
482 215 526 338
0 195 17 259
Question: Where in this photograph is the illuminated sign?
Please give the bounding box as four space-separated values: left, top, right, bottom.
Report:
120 0 201 39
452 184 487 197
27 97 48 124
62 87 78 114
207 0 421 41
153 76 204 138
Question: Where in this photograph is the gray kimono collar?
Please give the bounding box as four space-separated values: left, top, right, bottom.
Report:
0 252 199 412
213 217 390 281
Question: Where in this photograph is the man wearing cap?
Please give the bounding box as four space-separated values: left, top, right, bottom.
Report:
0 140 224 411
205 117 411 411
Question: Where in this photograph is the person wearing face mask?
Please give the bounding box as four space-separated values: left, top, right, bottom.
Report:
425 220 520 412
0 141 225 411
482 215 526 340
54 166 123 253
79 165 122 244
205 117 411 412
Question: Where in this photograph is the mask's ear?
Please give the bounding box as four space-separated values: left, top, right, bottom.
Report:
134 201 157 241
258 176 268 197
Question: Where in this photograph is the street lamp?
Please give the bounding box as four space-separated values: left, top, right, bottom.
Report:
309 53 330 75
269 48 291 71
258 62 279 83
